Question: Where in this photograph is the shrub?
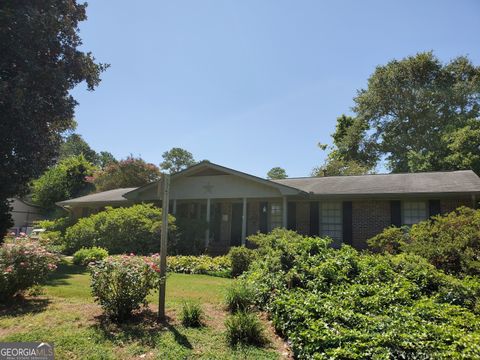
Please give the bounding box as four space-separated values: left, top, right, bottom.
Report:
166 255 231 277
173 217 210 255
243 230 480 359
367 226 408 254
225 311 266 346
89 255 160 322
64 204 176 254
0 240 59 302
180 301 203 327
368 207 480 276
228 246 255 277
73 247 108 266
225 281 255 313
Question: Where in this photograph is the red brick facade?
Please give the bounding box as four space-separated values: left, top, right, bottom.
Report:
351 200 391 249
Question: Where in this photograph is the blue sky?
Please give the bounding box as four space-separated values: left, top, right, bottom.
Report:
72 0 480 178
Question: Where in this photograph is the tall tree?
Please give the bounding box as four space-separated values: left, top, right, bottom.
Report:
31 155 96 211
267 167 288 179
353 52 480 173
93 156 161 191
0 1 107 234
59 133 98 164
160 148 196 173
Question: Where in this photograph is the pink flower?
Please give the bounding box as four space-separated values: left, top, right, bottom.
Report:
19 232 26 237
19 262 26 267
47 263 57 270
9 232 16 236
129 253 135 256
5 266 13 273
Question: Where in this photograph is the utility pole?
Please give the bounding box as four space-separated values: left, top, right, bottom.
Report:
158 173 170 321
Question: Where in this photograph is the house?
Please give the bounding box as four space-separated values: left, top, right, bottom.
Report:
57 161 480 254
8 198 46 235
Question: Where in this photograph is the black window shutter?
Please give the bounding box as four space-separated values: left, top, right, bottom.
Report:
309 202 319 236
287 202 297 230
259 202 268 233
390 200 402 227
429 200 441 217
342 201 353 245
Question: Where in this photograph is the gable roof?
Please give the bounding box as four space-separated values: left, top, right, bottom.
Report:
123 161 305 200
272 170 480 196
56 188 137 207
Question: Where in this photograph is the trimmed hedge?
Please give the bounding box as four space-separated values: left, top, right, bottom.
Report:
64 204 176 255
166 255 230 277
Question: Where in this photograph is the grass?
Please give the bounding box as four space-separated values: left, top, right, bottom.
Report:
0 259 287 359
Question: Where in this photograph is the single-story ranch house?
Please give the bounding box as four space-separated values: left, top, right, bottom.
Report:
57 161 480 254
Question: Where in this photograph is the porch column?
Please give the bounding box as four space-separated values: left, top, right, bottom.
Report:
241 197 247 246
172 199 177 215
205 198 211 248
282 196 288 228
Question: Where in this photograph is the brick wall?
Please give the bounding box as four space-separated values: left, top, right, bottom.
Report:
440 197 472 214
352 200 391 249
247 201 259 236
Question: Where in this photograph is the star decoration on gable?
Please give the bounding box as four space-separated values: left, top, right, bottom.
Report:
203 182 214 194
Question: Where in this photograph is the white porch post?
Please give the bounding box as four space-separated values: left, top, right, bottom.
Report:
241 197 247 246
205 198 211 248
282 196 288 228
172 199 177 215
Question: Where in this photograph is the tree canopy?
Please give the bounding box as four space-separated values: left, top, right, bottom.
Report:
267 167 288 179
160 148 196 173
93 156 161 192
316 52 480 176
59 133 117 168
31 155 96 211
0 1 107 234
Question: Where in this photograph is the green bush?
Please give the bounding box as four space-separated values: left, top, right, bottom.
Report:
89 255 160 322
225 281 255 313
174 217 209 255
225 311 266 346
368 207 480 276
73 247 108 266
228 246 255 277
243 229 480 359
0 239 59 302
180 301 203 327
64 204 176 255
367 226 409 254
166 255 231 277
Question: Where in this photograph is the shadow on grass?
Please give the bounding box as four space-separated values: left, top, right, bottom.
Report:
0 297 51 317
45 260 87 287
92 308 193 349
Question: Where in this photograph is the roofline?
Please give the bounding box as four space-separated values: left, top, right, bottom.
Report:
123 161 307 199
273 169 478 182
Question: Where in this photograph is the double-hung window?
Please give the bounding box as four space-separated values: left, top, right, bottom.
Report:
402 201 427 226
270 202 283 230
319 201 343 247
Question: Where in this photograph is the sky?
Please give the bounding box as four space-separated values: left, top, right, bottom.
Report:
71 0 480 178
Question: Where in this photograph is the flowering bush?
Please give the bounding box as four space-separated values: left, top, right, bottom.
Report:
0 239 59 302
89 254 161 322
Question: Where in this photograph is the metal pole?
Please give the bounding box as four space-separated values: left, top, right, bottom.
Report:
158 173 170 321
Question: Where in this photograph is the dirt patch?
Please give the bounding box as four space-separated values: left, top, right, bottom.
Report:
259 312 293 359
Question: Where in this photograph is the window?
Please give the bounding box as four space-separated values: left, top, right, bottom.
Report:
270 202 283 230
403 201 427 226
319 201 342 247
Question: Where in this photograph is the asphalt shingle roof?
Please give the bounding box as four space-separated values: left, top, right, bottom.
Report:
271 170 480 196
56 188 137 206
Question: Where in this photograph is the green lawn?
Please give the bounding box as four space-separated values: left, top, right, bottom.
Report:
0 261 286 360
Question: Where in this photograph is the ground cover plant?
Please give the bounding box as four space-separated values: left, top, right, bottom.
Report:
166 254 231 277
243 228 480 359
369 206 480 276
0 259 284 359
72 247 108 266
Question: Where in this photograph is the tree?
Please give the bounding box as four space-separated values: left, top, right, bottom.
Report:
267 167 288 179
59 133 98 164
31 155 96 211
312 156 372 177
160 148 196 173
353 52 480 173
93 156 161 192
97 151 118 169
0 1 107 234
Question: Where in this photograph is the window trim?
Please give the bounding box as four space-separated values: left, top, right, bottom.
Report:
401 200 428 226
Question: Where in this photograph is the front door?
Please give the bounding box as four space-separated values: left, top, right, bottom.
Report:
230 203 243 246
